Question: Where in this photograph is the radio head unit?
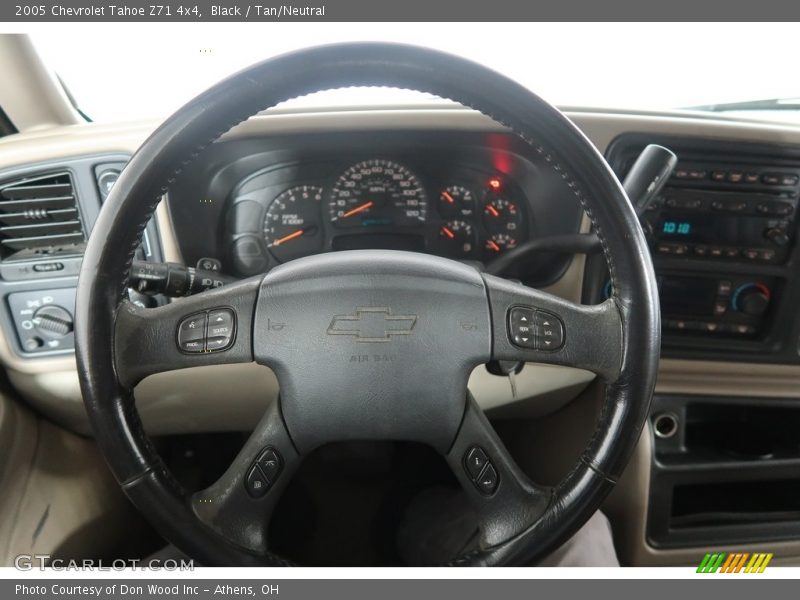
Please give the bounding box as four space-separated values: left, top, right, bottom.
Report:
645 188 797 264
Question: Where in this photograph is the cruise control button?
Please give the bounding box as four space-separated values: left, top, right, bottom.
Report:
534 310 564 350
178 313 207 353
257 448 282 482
475 464 499 495
245 465 270 498
465 446 489 479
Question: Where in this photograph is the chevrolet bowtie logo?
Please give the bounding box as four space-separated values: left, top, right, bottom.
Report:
327 307 417 343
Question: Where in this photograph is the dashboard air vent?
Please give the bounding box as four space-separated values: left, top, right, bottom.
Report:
0 171 86 262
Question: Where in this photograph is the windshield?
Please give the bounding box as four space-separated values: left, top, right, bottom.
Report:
31 23 800 124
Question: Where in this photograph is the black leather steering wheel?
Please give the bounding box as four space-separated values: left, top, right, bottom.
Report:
75 43 660 566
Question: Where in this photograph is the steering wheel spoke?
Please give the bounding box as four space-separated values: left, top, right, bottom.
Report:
191 399 301 555
445 395 550 548
484 274 624 382
113 276 262 388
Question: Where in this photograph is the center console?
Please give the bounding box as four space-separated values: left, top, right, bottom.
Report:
588 134 800 364
595 135 800 552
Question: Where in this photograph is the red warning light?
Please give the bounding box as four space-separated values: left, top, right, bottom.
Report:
488 177 502 191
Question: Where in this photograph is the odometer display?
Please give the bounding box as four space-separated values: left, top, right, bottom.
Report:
329 159 427 228
263 185 324 263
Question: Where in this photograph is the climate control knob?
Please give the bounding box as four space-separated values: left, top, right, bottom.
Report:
731 283 771 317
31 305 74 339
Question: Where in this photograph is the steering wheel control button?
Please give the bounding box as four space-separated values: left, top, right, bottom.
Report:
245 465 270 498
508 307 536 348
243 447 283 498
508 307 565 351
207 309 236 352
463 446 499 495
534 310 565 350
465 446 489 479
177 312 207 353
176 308 237 353
476 464 499 495
256 447 282 481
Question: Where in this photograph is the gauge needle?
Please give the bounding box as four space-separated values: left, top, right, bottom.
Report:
271 229 305 246
441 226 455 239
487 240 501 252
442 191 455 204
486 204 500 217
341 200 374 219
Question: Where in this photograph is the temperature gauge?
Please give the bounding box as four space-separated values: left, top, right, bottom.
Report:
439 220 475 258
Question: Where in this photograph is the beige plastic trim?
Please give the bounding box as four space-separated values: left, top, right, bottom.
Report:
604 429 800 566
0 390 133 567
0 34 82 132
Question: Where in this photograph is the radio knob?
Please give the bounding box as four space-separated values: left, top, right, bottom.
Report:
31 305 74 339
764 227 789 246
732 283 771 317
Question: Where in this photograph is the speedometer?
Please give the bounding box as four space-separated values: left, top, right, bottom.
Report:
329 159 427 228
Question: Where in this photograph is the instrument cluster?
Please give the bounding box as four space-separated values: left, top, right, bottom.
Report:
229 158 529 275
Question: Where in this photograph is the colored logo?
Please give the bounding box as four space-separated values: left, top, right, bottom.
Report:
697 552 773 573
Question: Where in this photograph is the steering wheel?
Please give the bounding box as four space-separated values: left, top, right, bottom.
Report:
75 43 660 566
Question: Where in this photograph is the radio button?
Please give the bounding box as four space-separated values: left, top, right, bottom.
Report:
694 245 709 257
762 173 782 185
727 172 744 183
781 174 799 186
744 173 760 183
713 303 727 316
757 201 793 216
717 280 732 296
760 249 777 261
711 171 727 182
742 248 760 260
709 247 724 258
724 247 740 258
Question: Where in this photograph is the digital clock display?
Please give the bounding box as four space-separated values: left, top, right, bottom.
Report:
655 212 716 242
662 221 692 235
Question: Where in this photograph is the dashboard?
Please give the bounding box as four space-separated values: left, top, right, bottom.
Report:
3 106 800 566
166 130 584 287
228 157 527 272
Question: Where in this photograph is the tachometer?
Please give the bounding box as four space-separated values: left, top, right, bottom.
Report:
263 185 324 263
329 159 427 228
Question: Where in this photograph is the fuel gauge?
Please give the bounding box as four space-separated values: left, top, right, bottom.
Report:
439 221 475 258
